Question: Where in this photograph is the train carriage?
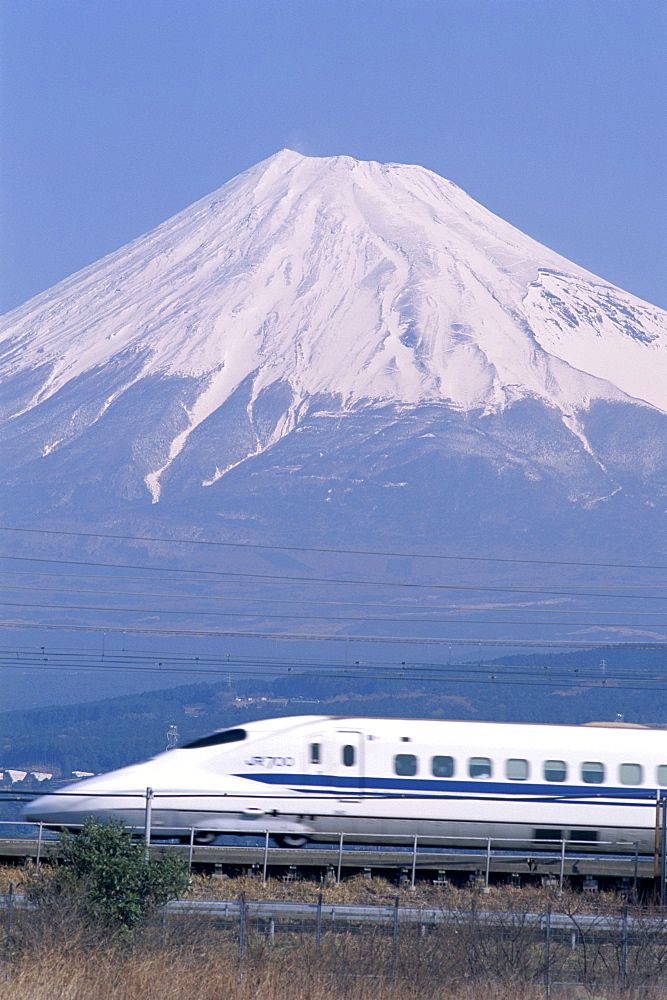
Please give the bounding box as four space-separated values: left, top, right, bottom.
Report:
24 715 667 853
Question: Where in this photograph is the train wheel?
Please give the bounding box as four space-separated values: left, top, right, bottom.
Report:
193 831 217 845
274 834 309 848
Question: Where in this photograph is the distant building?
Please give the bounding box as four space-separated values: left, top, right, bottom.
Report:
6 769 27 783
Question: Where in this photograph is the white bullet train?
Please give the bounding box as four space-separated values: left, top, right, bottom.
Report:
23 715 667 852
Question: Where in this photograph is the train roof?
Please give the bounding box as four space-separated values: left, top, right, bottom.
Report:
228 715 666 751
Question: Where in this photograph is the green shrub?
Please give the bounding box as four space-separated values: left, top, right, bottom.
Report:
26 817 189 932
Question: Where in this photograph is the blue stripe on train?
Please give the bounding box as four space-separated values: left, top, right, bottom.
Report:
235 772 658 804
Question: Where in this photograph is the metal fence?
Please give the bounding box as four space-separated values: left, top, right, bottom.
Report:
4 887 667 995
1 817 651 891
139 895 667 995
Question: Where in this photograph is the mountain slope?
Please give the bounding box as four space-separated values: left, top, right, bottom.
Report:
1 149 664 512
0 145 664 648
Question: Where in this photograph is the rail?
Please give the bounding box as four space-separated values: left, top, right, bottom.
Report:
3 891 666 932
0 818 650 889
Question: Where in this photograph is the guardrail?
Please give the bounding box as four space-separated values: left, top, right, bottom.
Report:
4 888 665 996
3 891 665 932
7 784 662 885
0 818 648 890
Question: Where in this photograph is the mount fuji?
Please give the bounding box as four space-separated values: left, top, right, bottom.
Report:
1 150 666 572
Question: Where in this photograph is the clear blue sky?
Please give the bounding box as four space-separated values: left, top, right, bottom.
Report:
1 0 665 313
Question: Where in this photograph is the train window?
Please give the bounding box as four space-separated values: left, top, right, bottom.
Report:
657 766 667 786
342 745 355 767
310 743 320 765
181 728 246 749
432 755 455 778
570 830 599 842
544 760 567 782
581 761 605 784
619 763 643 785
535 829 562 841
469 757 492 779
394 754 417 776
506 758 529 781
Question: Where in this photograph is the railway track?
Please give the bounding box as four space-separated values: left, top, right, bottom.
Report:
0 836 655 889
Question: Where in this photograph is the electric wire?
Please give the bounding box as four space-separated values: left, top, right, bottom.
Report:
3 567 665 590
1 648 666 682
1 656 666 691
2 582 666 619
2 524 665 571
7 642 666 677
0 646 667 680
2 597 666 631
3 650 665 683
1 554 665 602
5 644 664 675
0 619 664 648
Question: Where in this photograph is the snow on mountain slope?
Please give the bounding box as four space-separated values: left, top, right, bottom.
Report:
1 150 666 505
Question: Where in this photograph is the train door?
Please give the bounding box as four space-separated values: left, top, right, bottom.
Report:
336 730 365 793
307 730 365 792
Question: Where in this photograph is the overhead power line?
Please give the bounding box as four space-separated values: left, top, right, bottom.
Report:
1 597 666 631
3 568 665 590
1 524 665 571
4 645 666 677
0 619 663 649
1 649 667 690
7 642 666 676
1 554 665 602
3 582 665 618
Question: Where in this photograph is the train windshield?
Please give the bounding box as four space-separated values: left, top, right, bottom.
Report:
181 728 247 749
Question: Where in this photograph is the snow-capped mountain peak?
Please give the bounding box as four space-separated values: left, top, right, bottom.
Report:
1 150 665 504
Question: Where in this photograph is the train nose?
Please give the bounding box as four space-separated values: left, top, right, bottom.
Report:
21 759 165 829
22 774 149 829
22 790 90 827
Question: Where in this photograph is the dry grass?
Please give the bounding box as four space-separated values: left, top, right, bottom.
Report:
0 862 644 911
0 934 656 1000
3 865 666 999
0 861 652 916
0 863 23 893
187 870 632 914
0 945 557 1000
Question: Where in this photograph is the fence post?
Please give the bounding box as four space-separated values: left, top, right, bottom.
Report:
559 839 565 894
238 891 246 982
188 827 195 874
411 835 418 890
392 895 399 981
621 903 628 989
660 795 667 908
654 797 661 885
468 899 476 981
263 830 269 884
484 837 491 888
316 891 322 948
337 832 344 885
144 787 153 861
35 821 43 874
4 884 13 954
544 905 552 997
